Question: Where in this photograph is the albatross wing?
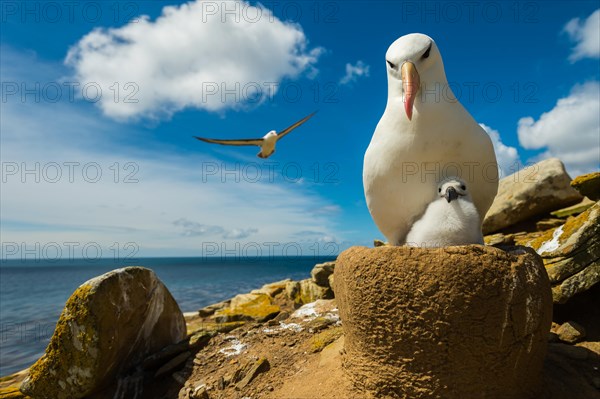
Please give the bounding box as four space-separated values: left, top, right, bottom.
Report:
193 137 264 146
276 111 317 140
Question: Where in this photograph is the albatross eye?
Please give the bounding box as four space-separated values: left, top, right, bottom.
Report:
422 44 432 59
386 60 396 69
460 184 466 190
438 188 441 193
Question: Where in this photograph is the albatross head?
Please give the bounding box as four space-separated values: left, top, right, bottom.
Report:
438 178 469 203
385 33 447 121
264 130 278 140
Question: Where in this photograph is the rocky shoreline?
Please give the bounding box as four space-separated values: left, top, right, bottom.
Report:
1 159 599 399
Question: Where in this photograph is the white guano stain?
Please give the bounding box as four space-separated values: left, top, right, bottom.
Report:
537 225 564 255
219 338 247 357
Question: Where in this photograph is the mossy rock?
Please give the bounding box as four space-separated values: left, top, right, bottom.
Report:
551 198 595 218
20 267 186 399
250 279 291 297
0 386 29 398
213 293 280 323
309 327 343 353
515 203 600 303
286 279 333 306
186 315 246 335
311 261 336 287
571 172 600 201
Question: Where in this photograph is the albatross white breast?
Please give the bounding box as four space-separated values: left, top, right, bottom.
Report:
363 33 498 245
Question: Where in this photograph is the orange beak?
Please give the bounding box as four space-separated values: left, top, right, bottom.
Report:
401 62 420 121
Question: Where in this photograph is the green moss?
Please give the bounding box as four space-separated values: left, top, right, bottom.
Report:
23 283 98 396
214 295 280 322
0 386 29 398
571 172 600 200
309 327 343 353
292 280 333 306
187 321 246 336
522 205 595 252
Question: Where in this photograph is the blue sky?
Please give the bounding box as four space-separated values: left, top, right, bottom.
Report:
1 1 599 258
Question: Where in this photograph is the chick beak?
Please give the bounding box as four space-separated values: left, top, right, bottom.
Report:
401 61 420 121
445 186 459 203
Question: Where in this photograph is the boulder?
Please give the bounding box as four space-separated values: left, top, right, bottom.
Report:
212 293 280 323
250 279 291 297
286 279 333 305
20 267 186 399
373 239 387 247
310 261 336 287
570 172 600 201
515 202 600 303
334 245 552 399
556 321 586 344
483 158 582 234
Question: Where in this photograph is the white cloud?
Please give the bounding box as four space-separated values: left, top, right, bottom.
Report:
172 218 258 239
478 123 520 177
65 0 323 121
340 60 370 85
223 228 259 239
173 218 226 237
517 81 600 176
1 49 343 257
564 9 600 62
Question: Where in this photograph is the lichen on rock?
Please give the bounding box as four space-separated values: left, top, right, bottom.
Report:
213 293 280 323
570 172 600 201
515 203 600 303
20 267 186 399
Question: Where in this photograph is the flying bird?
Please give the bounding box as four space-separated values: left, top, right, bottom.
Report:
405 178 484 248
193 112 316 159
363 33 498 245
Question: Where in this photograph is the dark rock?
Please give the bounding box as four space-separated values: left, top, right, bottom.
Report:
142 331 212 371
154 351 191 378
373 239 387 247
547 343 589 361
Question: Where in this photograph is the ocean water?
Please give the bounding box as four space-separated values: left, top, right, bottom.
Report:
0 256 334 377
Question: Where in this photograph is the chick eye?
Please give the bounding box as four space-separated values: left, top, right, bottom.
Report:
422 44 432 59
438 188 441 193
460 185 466 190
386 60 396 69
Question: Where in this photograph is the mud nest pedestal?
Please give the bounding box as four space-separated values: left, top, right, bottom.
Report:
334 245 552 399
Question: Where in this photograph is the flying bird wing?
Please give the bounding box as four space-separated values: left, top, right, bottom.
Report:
276 111 317 141
193 137 264 146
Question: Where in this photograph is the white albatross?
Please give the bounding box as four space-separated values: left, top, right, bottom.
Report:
194 112 316 159
405 178 484 248
363 33 498 245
